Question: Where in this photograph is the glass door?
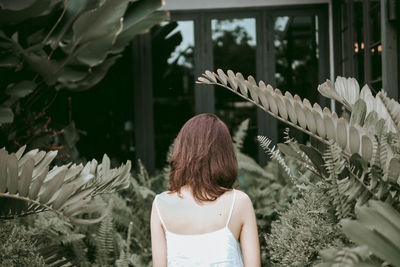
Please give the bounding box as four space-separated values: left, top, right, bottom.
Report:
211 17 259 160
272 14 324 143
152 21 196 168
165 5 329 164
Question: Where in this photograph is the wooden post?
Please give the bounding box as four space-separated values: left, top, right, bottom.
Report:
133 33 155 173
257 12 278 166
381 0 399 99
194 13 215 114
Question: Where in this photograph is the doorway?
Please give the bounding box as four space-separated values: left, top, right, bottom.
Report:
150 5 329 167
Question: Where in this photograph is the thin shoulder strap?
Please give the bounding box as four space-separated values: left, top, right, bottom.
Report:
154 194 168 232
226 189 236 227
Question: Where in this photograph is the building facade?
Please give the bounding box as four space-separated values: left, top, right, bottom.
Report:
133 0 399 172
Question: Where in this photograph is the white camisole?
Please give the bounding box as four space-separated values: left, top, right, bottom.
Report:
155 189 244 267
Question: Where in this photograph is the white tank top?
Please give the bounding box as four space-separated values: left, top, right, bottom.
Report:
155 189 244 267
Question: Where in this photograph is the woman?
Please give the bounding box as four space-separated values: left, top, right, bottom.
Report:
151 113 261 267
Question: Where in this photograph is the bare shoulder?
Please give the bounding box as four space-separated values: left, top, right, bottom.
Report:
234 190 254 209
152 191 167 207
154 191 171 200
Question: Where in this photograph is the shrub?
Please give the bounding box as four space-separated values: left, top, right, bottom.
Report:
266 188 345 266
0 221 46 266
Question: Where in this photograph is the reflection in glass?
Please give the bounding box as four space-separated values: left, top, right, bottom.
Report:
274 16 319 142
371 43 382 82
369 0 382 90
152 21 195 168
167 22 195 68
370 0 381 44
340 1 350 75
212 18 258 161
354 0 364 83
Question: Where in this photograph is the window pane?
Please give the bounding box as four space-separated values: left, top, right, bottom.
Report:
274 16 319 102
152 21 195 168
370 0 381 44
340 1 351 76
212 18 258 161
274 16 319 142
369 0 382 89
353 0 364 83
370 43 382 84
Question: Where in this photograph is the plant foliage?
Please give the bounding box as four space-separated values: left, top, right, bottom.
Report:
266 188 344 266
0 0 169 125
341 200 400 267
0 145 131 224
0 221 46 266
198 69 400 266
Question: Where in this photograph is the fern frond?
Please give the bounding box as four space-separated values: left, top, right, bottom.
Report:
69 240 89 266
281 128 317 171
95 203 116 266
237 152 270 177
137 159 150 186
378 134 390 170
115 250 129 267
233 119 250 152
323 141 354 219
126 221 133 256
107 194 134 229
257 136 293 181
323 140 397 219
283 128 292 143
165 139 175 164
378 90 400 135
30 212 88 266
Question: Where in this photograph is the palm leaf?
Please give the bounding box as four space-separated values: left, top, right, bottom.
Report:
341 200 400 267
0 146 131 224
197 70 386 164
378 90 400 137
317 246 379 267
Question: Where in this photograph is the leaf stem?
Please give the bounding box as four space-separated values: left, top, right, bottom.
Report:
200 80 351 157
42 0 70 49
0 193 67 220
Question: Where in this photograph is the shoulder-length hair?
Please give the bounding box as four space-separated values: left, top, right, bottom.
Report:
169 113 238 202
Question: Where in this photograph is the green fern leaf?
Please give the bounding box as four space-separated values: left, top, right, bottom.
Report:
95 204 117 266
233 118 250 152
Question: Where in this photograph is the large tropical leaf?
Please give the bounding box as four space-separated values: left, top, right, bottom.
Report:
319 79 397 133
0 0 53 25
197 70 400 216
0 106 14 124
197 70 377 161
197 70 400 178
341 200 400 267
112 0 169 52
0 146 131 224
317 76 359 111
316 246 380 267
72 0 128 67
378 90 400 136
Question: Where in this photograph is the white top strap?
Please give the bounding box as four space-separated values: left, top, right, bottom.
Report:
226 189 236 227
154 194 168 232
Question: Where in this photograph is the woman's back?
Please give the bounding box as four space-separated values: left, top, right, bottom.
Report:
154 188 243 266
150 114 260 267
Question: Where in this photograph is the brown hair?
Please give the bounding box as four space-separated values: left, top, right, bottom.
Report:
168 113 238 202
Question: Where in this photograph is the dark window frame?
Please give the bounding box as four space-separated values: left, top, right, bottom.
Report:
133 4 330 172
170 5 330 165
333 0 399 98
